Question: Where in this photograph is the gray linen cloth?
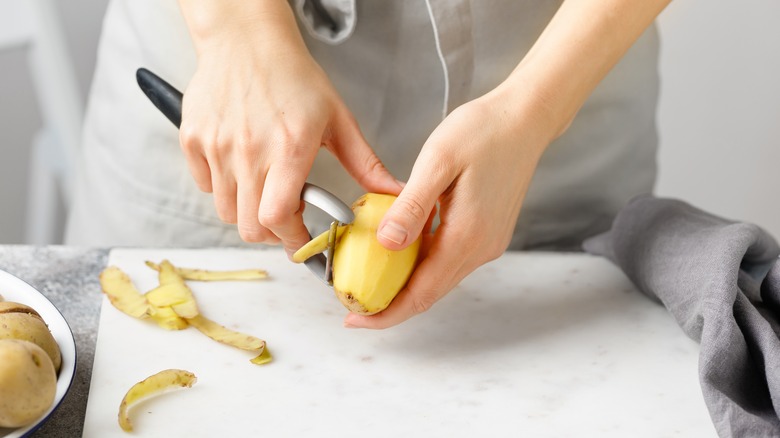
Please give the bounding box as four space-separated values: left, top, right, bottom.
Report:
582 195 780 437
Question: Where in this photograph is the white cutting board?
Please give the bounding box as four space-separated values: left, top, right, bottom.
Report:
83 248 716 437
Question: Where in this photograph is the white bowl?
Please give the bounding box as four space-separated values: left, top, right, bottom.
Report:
0 269 77 438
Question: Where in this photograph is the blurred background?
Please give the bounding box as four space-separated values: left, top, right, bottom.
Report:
0 0 778 245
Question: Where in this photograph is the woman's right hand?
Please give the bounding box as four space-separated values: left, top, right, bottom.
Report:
177 0 402 255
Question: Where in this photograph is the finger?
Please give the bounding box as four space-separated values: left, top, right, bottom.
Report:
328 112 403 196
235 170 279 244
205 149 238 224
343 226 466 329
179 130 213 193
376 152 452 251
258 160 315 254
233 141 279 244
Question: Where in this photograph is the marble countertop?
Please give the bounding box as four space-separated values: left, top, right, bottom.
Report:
0 246 717 437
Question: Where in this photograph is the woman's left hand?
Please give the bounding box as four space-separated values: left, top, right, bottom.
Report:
343 86 559 329
341 0 671 329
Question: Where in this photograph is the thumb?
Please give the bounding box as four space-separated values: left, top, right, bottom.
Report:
377 177 442 251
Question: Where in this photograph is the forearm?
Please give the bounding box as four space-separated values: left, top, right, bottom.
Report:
497 0 672 143
176 0 305 55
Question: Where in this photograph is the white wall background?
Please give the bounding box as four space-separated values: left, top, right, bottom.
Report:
0 0 108 243
0 0 777 244
655 0 780 238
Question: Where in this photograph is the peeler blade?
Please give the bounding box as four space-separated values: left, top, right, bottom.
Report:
300 183 354 286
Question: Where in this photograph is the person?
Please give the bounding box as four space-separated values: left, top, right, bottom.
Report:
65 0 671 329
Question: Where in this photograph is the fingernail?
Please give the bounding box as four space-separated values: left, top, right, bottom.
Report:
378 221 407 245
343 321 358 329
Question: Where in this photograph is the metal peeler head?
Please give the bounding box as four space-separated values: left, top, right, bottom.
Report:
300 183 354 286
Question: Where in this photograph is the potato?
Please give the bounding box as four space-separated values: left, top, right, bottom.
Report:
0 302 61 372
0 339 57 428
0 301 42 317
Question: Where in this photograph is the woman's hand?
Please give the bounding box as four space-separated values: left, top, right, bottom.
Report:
343 86 554 329
177 0 401 255
343 0 672 329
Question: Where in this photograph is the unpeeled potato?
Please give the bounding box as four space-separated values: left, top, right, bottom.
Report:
0 302 61 372
0 339 57 428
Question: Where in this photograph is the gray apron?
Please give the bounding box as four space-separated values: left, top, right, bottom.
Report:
65 0 660 250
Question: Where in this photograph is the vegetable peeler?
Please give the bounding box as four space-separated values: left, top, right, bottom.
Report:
135 67 353 285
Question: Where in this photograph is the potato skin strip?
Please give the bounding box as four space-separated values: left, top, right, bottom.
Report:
250 347 273 365
187 315 265 352
100 267 151 319
99 262 271 366
145 283 200 319
148 305 188 331
187 315 272 365
118 369 197 432
156 260 182 286
145 261 268 281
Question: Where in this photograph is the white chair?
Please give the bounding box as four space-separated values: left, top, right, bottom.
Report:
0 0 83 244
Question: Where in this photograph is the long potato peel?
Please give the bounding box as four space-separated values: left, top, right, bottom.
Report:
148 305 188 331
292 230 330 263
144 283 191 307
118 369 197 432
145 283 199 319
145 261 268 281
99 261 271 365
250 347 273 365
187 314 266 353
99 267 151 319
156 260 183 286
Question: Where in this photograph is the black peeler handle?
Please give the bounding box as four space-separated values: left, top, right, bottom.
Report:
136 68 183 129
135 66 351 286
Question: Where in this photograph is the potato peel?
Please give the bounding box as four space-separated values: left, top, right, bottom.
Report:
250 347 273 365
99 261 271 365
99 267 151 319
145 261 268 281
118 369 197 432
148 305 188 331
145 283 199 319
187 315 267 355
144 283 191 307
156 260 183 286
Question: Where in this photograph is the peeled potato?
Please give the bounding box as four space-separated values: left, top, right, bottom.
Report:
0 302 61 372
0 339 57 428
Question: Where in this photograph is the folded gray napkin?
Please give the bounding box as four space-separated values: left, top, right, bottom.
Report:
582 195 780 437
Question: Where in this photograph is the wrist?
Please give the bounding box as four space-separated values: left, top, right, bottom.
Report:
484 72 572 153
177 0 303 56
